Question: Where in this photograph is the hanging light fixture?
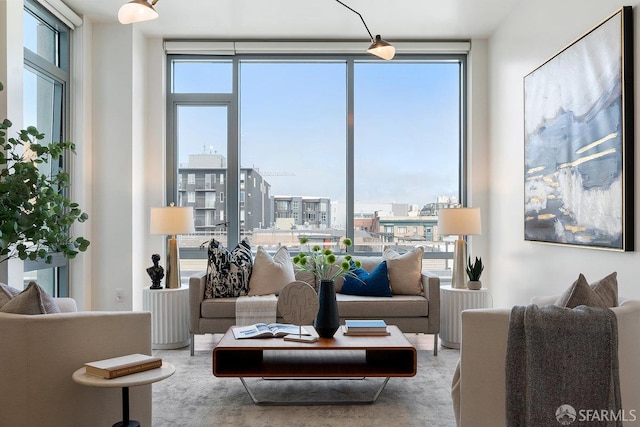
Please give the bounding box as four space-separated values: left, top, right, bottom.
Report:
335 0 395 60
118 0 159 24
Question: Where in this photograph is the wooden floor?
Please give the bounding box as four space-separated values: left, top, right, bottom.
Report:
194 332 439 352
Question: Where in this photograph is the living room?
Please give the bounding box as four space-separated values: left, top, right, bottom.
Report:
2 0 640 426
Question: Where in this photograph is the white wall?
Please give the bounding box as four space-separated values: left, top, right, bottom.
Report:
487 0 640 307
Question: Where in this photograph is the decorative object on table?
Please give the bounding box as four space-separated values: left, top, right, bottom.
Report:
278 281 319 343
292 237 361 338
150 203 195 289
0 82 90 266
84 353 162 379
438 207 482 289
146 253 165 289
524 6 633 251
465 256 484 290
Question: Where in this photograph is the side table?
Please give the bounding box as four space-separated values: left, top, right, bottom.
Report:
440 285 491 349
72 362 175 427
143 287 190 349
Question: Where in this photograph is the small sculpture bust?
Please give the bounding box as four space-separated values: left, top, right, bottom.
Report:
147 253 164 289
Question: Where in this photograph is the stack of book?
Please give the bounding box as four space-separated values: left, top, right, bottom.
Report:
85 353 163 379
342 319 390 336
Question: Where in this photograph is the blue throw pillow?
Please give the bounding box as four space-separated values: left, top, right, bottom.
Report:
341 261 392 297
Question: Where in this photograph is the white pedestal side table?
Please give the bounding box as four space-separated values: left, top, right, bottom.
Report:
440 285 491 349
143 287 190 349
72 362 175 427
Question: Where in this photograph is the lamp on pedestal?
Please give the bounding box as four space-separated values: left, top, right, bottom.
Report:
438 207 482 289
150 204 195 289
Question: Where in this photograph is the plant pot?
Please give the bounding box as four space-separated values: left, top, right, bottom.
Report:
314 279 340 338
467 280 482 290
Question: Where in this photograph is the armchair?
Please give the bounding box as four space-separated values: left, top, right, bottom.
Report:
455 297 640 427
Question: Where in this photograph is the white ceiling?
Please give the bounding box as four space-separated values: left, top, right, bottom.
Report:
61 0 521 40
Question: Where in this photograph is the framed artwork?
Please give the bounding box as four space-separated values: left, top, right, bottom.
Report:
524 7 634 251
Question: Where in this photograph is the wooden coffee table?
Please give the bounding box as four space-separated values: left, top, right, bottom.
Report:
213 325 416 405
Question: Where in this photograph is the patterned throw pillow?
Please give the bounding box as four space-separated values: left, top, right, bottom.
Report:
0 282 60 314
0 282 22 309
204 239 253 298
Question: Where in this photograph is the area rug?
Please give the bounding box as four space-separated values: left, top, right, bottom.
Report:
152 343 459 427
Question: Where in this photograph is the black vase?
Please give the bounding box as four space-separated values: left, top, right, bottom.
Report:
315 279 340 338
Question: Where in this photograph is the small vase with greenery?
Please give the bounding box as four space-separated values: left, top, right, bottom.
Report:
465 256 484 290
0 81 90 265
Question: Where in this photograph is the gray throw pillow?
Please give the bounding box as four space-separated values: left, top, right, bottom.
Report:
555 274 608 308
0 282 61 314
0 282 22 309
589 272 618 307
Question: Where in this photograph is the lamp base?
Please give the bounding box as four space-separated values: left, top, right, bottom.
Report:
451 238 467 289
166 237 181 289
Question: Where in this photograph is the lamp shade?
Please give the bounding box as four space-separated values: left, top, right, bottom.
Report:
367 35 396 60
150 206 195 235
118 0 158 24
438 208 482 236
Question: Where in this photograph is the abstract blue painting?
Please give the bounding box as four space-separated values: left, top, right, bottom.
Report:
524 7 633 251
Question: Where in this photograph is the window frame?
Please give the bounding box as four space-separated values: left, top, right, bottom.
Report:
166 52 467 262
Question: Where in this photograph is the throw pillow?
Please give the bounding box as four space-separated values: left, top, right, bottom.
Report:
205 239 253 298
0 282 60 314
383 246 424 295
589 272 618 307
554 274 608 308
248 246 296 296
341 261 392 297
0 282 22 309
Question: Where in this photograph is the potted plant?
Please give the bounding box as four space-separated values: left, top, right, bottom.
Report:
292 237 361 338
466 256 484 290
0 81 90 266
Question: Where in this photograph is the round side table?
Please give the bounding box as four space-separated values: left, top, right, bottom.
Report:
440 285 491 349
143 287 190 349
72 362 175 427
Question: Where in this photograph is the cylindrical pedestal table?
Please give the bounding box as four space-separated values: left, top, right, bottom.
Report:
143 287 190 350
440 285 490 349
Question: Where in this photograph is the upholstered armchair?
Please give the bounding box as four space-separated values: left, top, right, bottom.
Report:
454 296 640 427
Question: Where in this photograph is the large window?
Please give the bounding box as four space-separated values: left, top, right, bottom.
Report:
167 51 465 278
22 0 71 295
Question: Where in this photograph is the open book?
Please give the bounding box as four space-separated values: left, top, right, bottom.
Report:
232 323 311 339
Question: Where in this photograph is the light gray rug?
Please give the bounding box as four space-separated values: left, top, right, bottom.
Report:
152 343 459 427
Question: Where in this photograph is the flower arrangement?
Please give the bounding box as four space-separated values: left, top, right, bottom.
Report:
292 237 362 282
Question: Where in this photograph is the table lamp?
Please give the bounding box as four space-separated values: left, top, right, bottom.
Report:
438 207 482 289
150 203 195 289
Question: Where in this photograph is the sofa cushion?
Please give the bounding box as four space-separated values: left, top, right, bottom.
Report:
248 246 296 296
0 282 22 308
201 296 238 318
383 246 424 295
205 239 253 298
336 294 428 318
0 282 60 314
554 274 610 308
341 261 392 297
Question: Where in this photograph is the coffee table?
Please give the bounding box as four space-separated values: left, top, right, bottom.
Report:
213 325 416 405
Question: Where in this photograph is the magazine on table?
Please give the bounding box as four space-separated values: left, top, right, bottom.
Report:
232 323 312 339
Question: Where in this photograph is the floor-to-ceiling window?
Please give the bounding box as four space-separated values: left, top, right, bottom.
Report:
22 0 71 295
167 49 466 278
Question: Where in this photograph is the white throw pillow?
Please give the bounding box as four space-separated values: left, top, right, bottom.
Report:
383 246 424 295
248 246 296 296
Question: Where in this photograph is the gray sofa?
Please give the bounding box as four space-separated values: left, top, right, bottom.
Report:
189 255 441 355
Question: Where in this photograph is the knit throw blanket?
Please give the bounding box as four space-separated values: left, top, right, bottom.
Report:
235 294 278 326
506 304 621 427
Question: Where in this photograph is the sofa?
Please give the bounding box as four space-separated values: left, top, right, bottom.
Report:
189 253 441 356
0 298 153 427
455 295 640 427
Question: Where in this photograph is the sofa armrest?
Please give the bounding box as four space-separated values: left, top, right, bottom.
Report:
421 270 440 334
53 297 78 313
460 308 511 427
189 271 207 334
